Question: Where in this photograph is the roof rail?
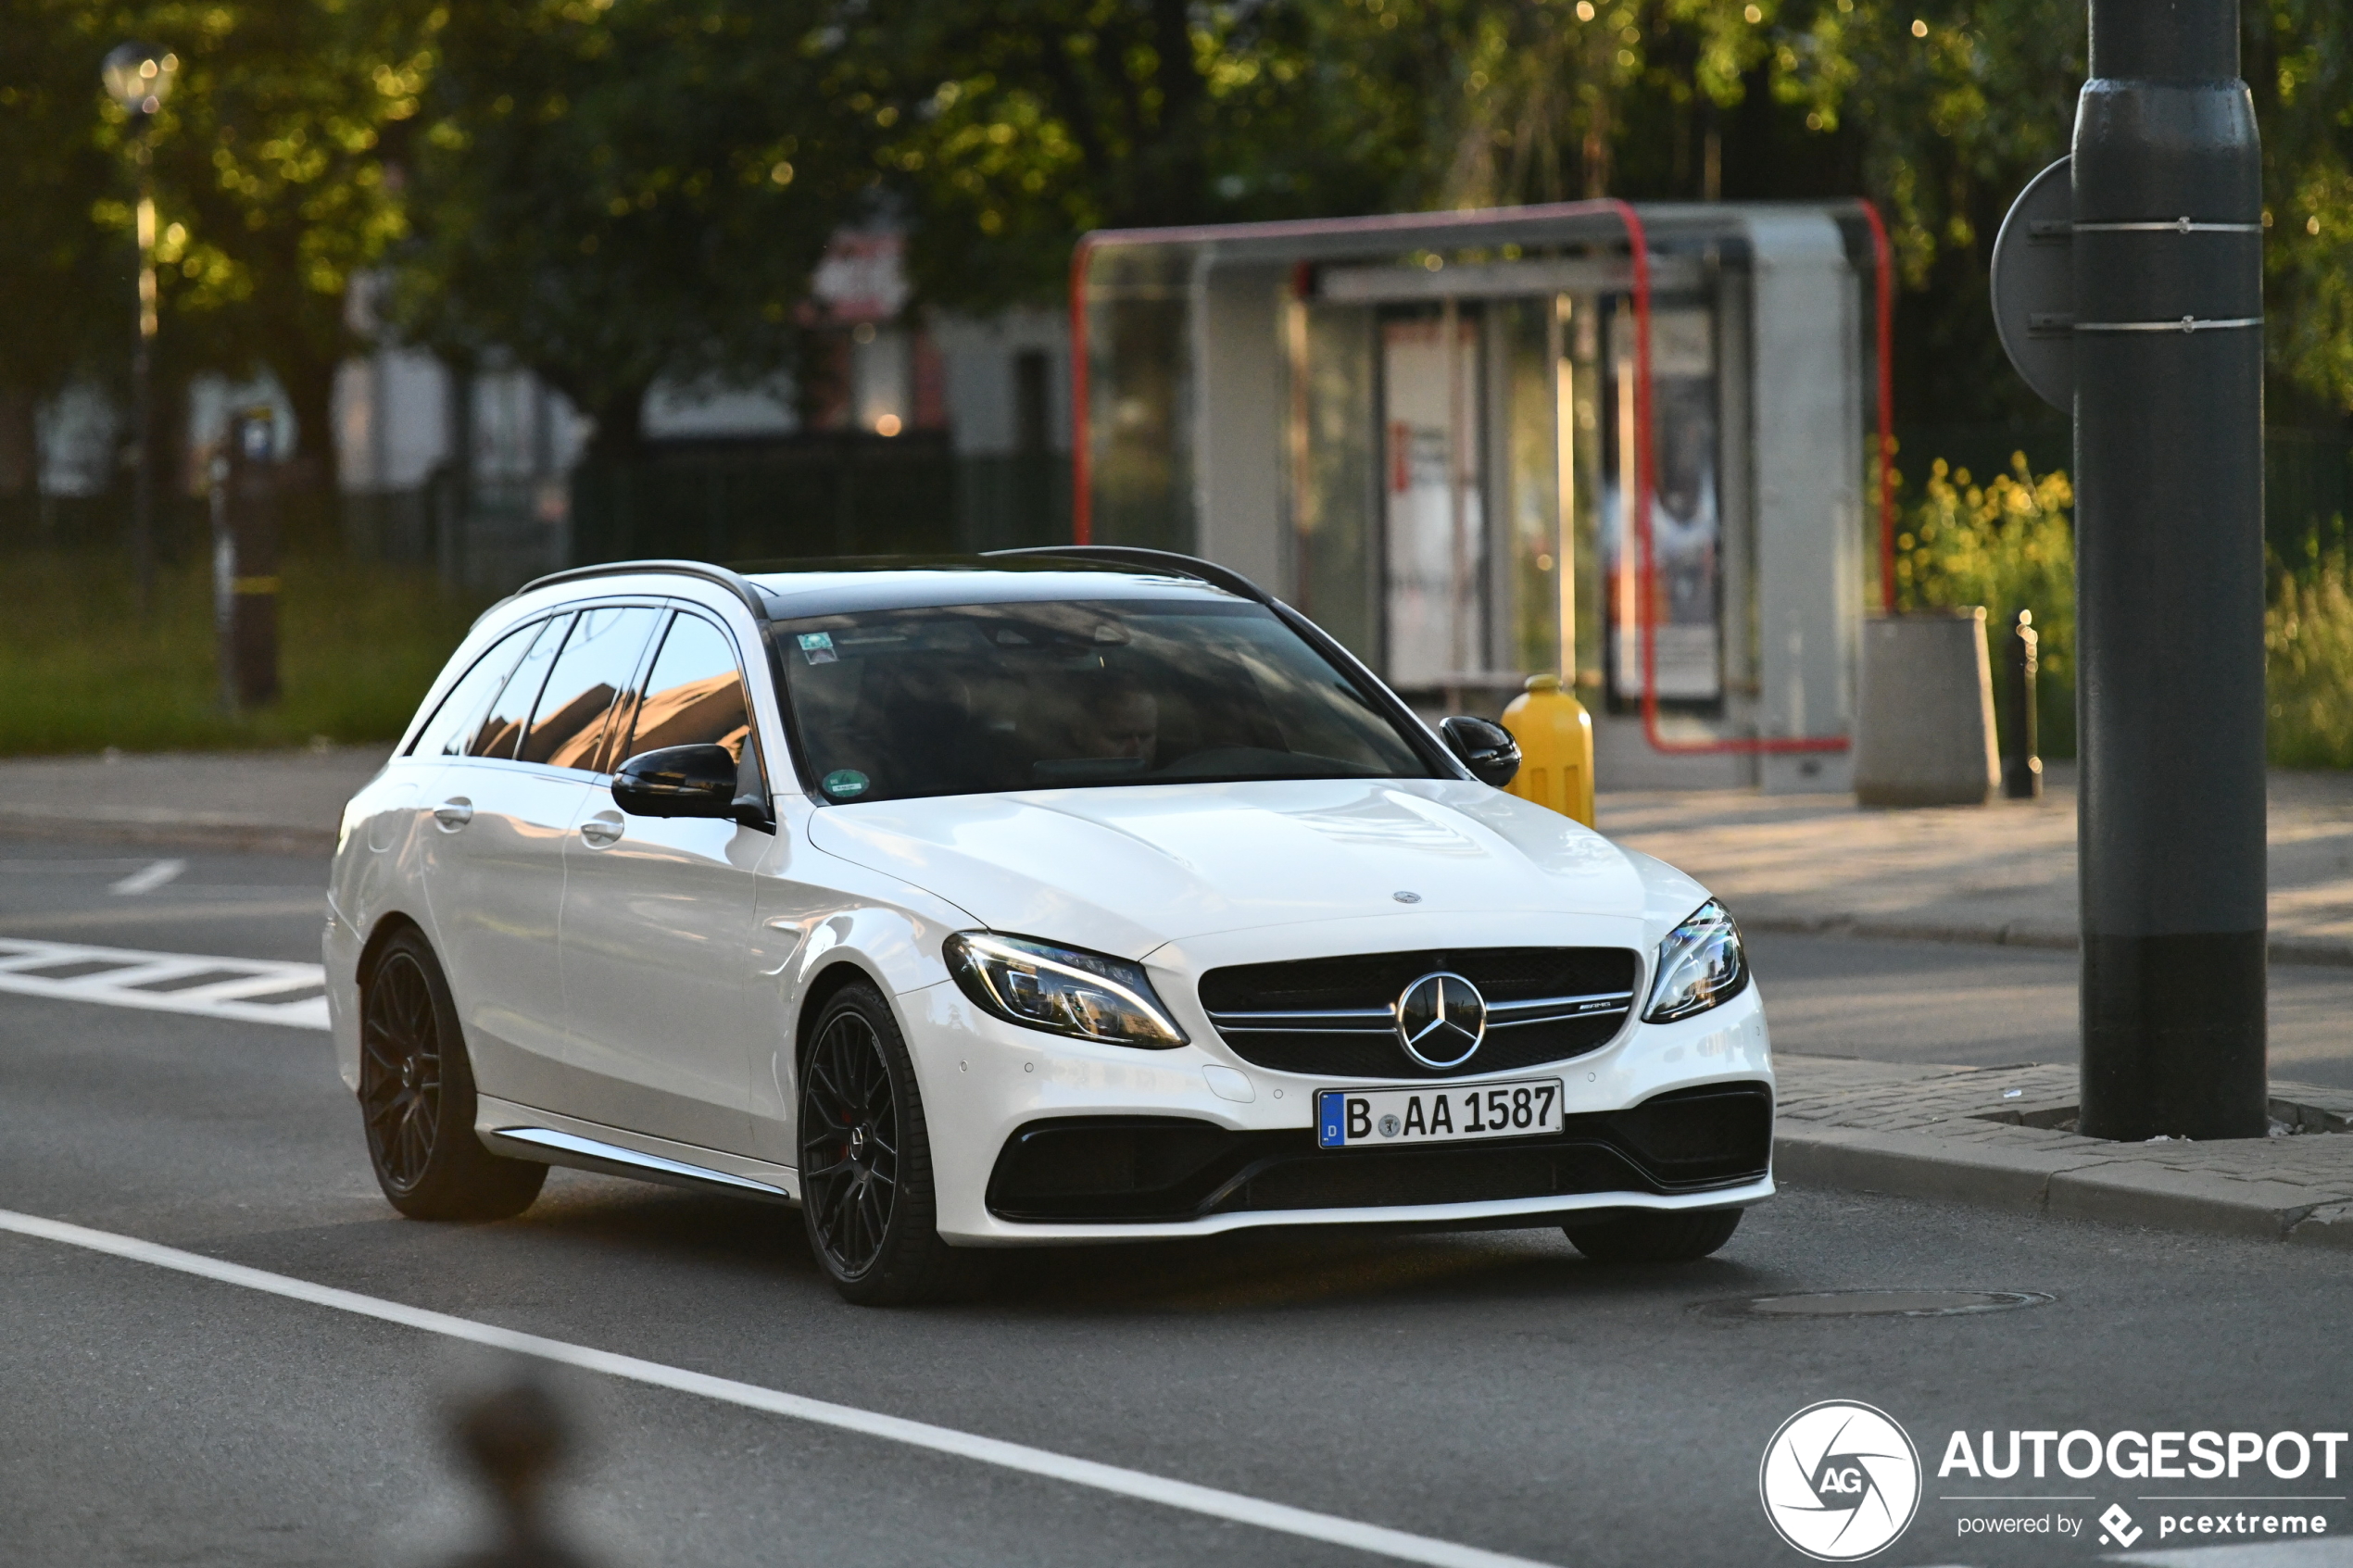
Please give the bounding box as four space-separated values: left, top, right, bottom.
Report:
510 558 772 621
980 545 1276 608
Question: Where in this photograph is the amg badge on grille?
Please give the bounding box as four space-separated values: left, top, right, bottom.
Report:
1394 972 1487 1068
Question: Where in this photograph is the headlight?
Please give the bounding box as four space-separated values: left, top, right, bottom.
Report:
944 932 1188 1048
1642 899 1748 1022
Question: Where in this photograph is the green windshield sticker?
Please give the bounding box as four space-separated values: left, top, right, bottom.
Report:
821 769 869 798
796 632 837 664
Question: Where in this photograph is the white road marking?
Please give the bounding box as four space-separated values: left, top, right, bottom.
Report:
0 938 327 1030
0 1207 1556 1568
108 859 187 896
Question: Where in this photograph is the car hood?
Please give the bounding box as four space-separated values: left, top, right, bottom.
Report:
804 778 1664 960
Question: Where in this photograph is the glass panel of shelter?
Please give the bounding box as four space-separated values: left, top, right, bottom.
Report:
1288 287 1598 709
1089 246 1196 557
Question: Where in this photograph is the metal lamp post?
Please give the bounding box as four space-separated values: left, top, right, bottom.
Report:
1993 0 2267 1140
102 43 177 608
2071 0 2268 1139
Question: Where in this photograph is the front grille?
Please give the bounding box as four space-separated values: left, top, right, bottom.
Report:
1197 947 1641 1079
985 1082 1774 1223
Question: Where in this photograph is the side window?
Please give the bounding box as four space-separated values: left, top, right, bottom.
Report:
623 613 758 772
407 620 545 759
468 611 573 759
517 606 663 771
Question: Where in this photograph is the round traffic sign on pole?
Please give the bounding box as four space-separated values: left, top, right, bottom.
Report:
1991 156 2075 411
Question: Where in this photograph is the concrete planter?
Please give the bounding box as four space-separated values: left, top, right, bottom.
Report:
1853 609 2000 807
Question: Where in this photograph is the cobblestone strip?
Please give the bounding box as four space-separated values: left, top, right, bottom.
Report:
1772 1054 2353 1248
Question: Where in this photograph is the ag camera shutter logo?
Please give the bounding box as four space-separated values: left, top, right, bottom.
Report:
1760 1400 1922 1561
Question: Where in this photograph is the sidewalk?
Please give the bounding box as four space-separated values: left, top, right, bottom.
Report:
0 746 391 854
1600 763 2353 968
1776 1051 2353 1248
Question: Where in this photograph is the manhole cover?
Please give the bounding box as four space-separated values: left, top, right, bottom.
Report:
1696 1289 2056 1320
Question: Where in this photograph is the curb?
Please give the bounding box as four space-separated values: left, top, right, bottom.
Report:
1775 1123 2353 1248
0 809 337 857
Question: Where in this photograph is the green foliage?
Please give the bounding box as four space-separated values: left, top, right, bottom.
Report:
1894 452 2078 756
872 0 1870 312
862 0 1400 311
0 0 122 408
1895 456 2353 770
2268 561 2353 770
390 0 887 451
0 550 484 752
2251 0 2353 414
51 0 420 477
12 0 2353 476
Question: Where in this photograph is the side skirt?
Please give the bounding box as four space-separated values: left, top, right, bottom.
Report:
475 1096 800 1205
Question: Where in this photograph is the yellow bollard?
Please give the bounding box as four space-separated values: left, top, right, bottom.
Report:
1501 674 1595 827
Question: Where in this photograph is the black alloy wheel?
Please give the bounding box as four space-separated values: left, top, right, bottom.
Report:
797 983 974 1306
361 946 443 1190
1564 1207 1743 1264
801 1006 900 1274
358 928 547 1222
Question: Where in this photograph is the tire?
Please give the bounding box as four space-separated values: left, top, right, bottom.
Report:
1564 1207 1742 1264
359 928 547 1222
798 982 975 1306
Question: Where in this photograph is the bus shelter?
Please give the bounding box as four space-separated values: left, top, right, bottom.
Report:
1069 201 1893 791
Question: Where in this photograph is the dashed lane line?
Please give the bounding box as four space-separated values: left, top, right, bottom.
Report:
109 859 187 896
0 1207 1557 1568
0 937 328 1031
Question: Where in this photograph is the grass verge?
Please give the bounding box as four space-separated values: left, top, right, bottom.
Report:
0 551 489 754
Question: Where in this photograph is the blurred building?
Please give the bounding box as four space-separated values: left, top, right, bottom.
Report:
330 226 1072 592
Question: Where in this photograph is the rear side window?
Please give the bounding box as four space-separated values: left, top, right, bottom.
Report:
623 613 755 764
407 620 546 759
518 606 663 771
467 612 573 759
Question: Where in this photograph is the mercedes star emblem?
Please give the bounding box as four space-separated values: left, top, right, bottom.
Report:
1393 971 1487 1068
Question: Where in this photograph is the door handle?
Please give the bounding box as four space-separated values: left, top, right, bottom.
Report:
432 798 474 831
579 811 624 847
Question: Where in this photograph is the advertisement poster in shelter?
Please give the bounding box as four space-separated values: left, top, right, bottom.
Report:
1604 305 1723 709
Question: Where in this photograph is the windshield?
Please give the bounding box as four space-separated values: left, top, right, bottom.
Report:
775 597 1435 804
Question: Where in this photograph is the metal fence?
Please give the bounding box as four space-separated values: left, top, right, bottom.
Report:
0 440 1072 597
570 438 1069 576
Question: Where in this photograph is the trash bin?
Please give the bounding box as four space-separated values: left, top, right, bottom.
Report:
1852 609 2000 807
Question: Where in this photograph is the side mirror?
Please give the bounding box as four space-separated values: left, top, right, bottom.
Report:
612 744 763 824
1440 715 1521 788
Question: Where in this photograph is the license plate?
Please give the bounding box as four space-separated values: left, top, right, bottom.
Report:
1315 1079 1565 1149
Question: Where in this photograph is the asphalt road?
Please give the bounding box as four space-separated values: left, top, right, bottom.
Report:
6 835 2353 1568
0 839 330 960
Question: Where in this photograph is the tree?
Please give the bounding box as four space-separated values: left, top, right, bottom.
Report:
2249 0 2353 419
863 0 1450 312
86 0 421 489
0 0 132 495
391 0 887 457
868 0 1871 314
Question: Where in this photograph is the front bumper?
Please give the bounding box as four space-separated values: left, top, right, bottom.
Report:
903 976 1775 1246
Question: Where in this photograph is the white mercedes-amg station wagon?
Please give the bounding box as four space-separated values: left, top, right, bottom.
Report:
327 549 1772 1304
